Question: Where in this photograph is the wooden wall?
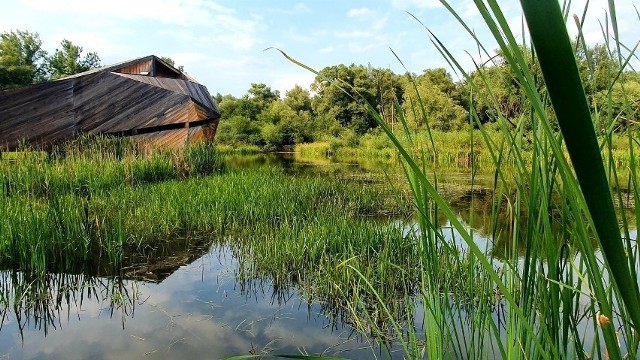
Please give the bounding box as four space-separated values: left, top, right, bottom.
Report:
113 59 153 76
132 124 216 149
0 69 220 151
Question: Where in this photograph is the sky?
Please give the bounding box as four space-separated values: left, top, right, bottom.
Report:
1 0 638 97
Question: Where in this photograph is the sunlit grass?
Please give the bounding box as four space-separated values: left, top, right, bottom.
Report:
276 0 640 358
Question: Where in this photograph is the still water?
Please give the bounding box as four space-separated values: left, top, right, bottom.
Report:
0 246 380 359
1 153 637 359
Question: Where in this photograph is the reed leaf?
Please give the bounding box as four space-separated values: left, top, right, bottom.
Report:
521 0 640 334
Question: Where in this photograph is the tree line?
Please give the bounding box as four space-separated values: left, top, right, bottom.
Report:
0 29 187 92
0 30 102 89
216 44 639 151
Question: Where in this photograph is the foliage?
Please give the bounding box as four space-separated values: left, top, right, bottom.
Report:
0 30 47 89
0 30 101 88
215 43 635 154
402 68 467 131
216 83 318 151
159 56 184 72
214 114 264 146
47 39 100 79
595 74 640 130
310 64 403 134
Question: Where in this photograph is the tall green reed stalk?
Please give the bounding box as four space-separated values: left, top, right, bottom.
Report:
276 0 639 357
420 1 638 358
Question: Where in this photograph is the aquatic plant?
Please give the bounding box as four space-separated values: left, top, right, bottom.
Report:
373 0 640 358
275 0 640 357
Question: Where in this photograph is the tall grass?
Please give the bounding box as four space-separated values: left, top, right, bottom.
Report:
373 0 640 358
279 0 640 358
2 141 442 355
1 140 412 274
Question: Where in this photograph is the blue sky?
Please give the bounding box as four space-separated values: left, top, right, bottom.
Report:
1 0 638 97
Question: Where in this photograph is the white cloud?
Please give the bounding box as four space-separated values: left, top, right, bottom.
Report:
335 30 373 39
21 0 234 25
293 3 311 13
392 0 441 10
318 46 334 54
171 52 209 66
272 72 315 96
263 2 311 15
20 0 261 50
348 8 374 18
372 14 390 30
348 42 377 53
284 28 315 43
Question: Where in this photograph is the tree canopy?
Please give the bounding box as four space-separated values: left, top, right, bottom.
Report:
215 41 637 151
0 29 100 89
0 30 47 88
48 39 101 79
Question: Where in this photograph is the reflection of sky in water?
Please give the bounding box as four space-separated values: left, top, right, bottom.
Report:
0 247 381 359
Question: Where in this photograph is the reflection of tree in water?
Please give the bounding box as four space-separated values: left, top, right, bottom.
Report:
227 226 498 356
0 270 137 339
447 182 636 259
447 186 600 260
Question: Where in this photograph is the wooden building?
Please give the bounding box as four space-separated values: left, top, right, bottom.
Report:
0 55 221 150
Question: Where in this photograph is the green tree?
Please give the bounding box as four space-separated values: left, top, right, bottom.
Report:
284 85 312 114
311 64 402 134
595 74 640 130
215 115 263 146
402 68 467 131
577 43 619 96
369 67 404 127
48 39 100 79
459 60 530 126
0 30 47 89
259 99 314 150
247 83 280 115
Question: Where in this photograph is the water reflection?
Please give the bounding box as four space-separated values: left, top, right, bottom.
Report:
0 271 136 338
0 246 382 359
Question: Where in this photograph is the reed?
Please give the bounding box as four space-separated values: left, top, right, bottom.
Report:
1 144 412 273
3 144 443 355
276 0 640 357
366 0 640 358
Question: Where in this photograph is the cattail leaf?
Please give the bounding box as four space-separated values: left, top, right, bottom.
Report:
521 0 640 339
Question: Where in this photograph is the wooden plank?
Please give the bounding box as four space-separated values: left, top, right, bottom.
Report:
0 58 220 151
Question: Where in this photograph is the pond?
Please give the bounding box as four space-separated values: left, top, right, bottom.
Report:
1 153 637 359
0 246 383 359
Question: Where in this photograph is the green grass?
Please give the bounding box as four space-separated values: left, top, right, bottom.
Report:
373 1 640 358
278 0 640 358
215 144 263 155
2 136 501 358
1 138 417 315
295 130 640 175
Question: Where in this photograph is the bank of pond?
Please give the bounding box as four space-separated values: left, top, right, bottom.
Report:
0 140 638 359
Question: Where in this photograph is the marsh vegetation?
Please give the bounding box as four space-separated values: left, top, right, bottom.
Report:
2 0 640 359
